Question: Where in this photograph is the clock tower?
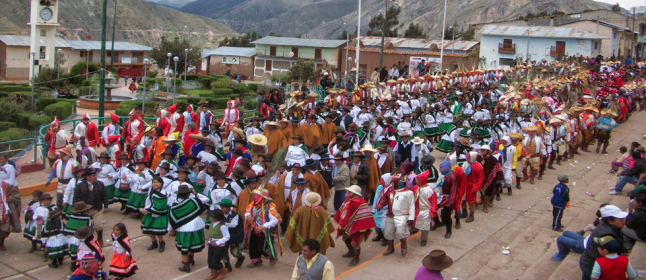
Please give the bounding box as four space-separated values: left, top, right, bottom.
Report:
29 0 60 81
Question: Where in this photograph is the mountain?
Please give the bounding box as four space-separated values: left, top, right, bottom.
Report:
0 0 237 48
146 0 198 9
172 0 607 39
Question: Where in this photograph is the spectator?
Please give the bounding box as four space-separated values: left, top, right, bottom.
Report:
579 205 629 280
388 65 399 80
608 146 629 174
609 151 646 195
590 236 636 280
290 239 334 280
370 67 380 83
344 78 354 92
380 67 388 83
332 155 350 211
414 249 453 280
551 205 605 262
551 174 570 232
623 193 646 247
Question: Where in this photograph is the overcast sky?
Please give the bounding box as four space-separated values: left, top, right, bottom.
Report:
595 0 644 10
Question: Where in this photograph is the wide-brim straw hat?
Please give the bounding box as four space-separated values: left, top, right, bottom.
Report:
307 93 319 98
304 192 322 207
583 105 599 113
60 147 73 157
248 134 268 146
345 185 362 196
189 133 208 142
162 135 178 143
231 127 245 138
359 143 377 153
422 250 454 271
411 136 425 145
506 133 525 140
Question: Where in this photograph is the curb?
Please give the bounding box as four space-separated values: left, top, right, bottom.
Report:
18 180 58 197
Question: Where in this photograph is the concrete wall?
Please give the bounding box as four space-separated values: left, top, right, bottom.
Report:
208 55 254 78
480 35 601 69
560 21 616 58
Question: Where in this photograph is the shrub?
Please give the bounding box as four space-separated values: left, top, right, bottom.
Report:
28 115 53 130
0 99 28 122
81 80 91 87
0 85 32 92
184 75 200 81
245 99 258 110
43 101 74 120
271 72 290 83
236 83 248 93
247 83 259 92
0 128 31 142
211 79 231 89
185 89 213 97
68 61 100 85
147 70 158 78
15 112 32 128
212 88 234 96
0 122 16 132
170 78 183 88
77 86 95 96
36 98 59 111
175 97 217 112
199 76 221 89
215 97 231 109
33 67 64 89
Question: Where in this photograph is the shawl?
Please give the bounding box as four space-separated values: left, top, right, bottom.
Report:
0 183 21 232
303 171 329 206
288 187 310 214
83 236 105 262
285 205 335 254
262 129 287 156
482 157 503 190
169 197 206 229
146 189 168 216
365 157 382 192
113 233 132 254
333 197 376 246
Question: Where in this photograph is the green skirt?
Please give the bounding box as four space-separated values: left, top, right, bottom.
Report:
126 192 147 211
413 131 425 137
62 204 72 218
141 213 168 235
438 123 453 134
105 184 116 204
194 183 205 196
436 139 454 153
113 187 131 203
425 127 441 137
175 230 205 253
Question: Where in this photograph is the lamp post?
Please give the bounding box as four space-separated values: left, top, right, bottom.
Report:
99 0 108 119
345 29 349 79
31 51 36 111
439 0 447 72
184 48 188 83
56 49 62 81
86 48 91 79
355 0 361 87
173 56 179 104
347 57 352 80
110 0 117 73
143 58 149 114
166 52 171 93
378 0 392 71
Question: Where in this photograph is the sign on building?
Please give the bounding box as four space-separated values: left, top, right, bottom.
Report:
121 57 132 64
221 56 240 65
409 57 441 76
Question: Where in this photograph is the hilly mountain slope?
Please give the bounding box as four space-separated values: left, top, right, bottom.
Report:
172 0 607 39
0 0 237 48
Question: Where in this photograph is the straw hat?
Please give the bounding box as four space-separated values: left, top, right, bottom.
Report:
506 133 525 140
290 91 303 97
359 143 378 153
248 134 267 146
522 126 541 133
231 127 245 138
162 135 179 143
60 147 73 157
307 93 320 98
411 136 425 145
304 192 322 207
583 105 599 113
345 185 362 196
189 133 208 142
387 79 397 84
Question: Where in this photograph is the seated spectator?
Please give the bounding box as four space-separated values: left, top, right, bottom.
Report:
590 236 637 280
609 151 646 195
623 193 646 249
551 205 606 262
579 205 630 280
608 146 629 174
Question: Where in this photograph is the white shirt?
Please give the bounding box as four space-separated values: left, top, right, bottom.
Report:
0 163 16 187
208 221 230 247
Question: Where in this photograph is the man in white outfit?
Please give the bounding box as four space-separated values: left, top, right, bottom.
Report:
376 174 416 256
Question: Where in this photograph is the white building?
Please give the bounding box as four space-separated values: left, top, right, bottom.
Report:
477 25 606 69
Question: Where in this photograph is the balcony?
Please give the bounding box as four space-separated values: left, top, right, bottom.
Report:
498 43 516 54
549 46 565 57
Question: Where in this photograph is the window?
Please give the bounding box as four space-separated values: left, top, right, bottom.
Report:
502 39 513 47
292 47 299 58
270 46 276 56
499 58 515 66
314 48 322 60
80 51 84 58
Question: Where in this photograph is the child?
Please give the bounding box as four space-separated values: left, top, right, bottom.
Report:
64 201 93 271
74 226 105 268
34 193 56 261
218 198 245 270
205 209 229 280
551 174 570 232
139 176 168 252
591 236 637 280
23 190 43 253
70 253 107 280
371 174 391 246
608 146 629 174
109 223 138 280
43 210 68 268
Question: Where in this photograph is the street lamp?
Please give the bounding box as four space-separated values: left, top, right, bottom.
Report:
347 57 352 79
184 48 188 83
86 48 91 79
439 0 447 72
166 52 172 93
355 0 361 87
30 51 36 111
173 56 179 104
143 58 149 114
56 49 62 81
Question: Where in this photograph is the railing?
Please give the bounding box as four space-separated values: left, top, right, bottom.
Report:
498 43 516 54
0 138 39 163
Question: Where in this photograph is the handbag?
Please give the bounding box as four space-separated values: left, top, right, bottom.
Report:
119 182 130 192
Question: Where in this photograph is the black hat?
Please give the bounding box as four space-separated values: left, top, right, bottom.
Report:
234 139 248 146
207 161 220 171
118 152 130 160
184 154 198 161
334 155 345 161
245 176 258 183
232 149 243 155
73 166 85 174
82 168 99 176
213 171 226 179
176 184 193 194
158 162 171 171
40 193 53 201
293 178 306 185
422 155 435 167
207 209 225 220
74 226 94 240
48 209 62 220
231 167 245 178
291 135 304 141
161 148 174 156
304 159 317 169
97 152 110 159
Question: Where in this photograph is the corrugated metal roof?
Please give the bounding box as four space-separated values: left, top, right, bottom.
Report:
479 25 607 39
251 36 346 48
206 47 256 57
558 20 632 31
65 40 152 51
345 46 469 58
0 35 69 48
201 49 213 58
358 36 479 51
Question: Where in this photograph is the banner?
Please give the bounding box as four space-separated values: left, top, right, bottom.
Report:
221 56 240 65
409 56 441 77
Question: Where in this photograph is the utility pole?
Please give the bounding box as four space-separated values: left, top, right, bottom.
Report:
356 0 361 86
99 0 107 119
184 48 188 83
110 0 117 73
378 0 388 71
439 0 447 72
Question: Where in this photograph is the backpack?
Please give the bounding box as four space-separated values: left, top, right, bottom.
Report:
8 160 20 177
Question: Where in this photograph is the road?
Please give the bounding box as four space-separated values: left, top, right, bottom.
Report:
2 111 645 280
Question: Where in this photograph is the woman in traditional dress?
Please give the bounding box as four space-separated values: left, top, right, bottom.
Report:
43 210 68 268
139 176 168 253
90 153 116 205
124 159 154 217
109 153 134 213
168 184 208 273
63 201 92 271
109 223 138 279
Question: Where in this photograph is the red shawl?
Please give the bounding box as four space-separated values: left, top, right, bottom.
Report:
333 197 375 246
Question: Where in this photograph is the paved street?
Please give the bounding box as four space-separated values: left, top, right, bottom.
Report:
2 111 645 280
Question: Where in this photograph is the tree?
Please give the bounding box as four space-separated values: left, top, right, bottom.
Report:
150 36 202 78
366 6 401 37
443 23 460 40
404 23 426 39
461 28 475 41
611 3 621 12
34 67 64 89
289 60 317 86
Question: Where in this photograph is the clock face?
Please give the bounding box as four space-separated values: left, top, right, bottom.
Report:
40 7 53 21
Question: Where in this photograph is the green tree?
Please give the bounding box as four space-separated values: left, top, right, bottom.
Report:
366 6 401 37
34 67 64 89
289 60 317 86
404 23 427 39
461 28 475 41
611 3 621 12
443 23 460 40
150 36 202 78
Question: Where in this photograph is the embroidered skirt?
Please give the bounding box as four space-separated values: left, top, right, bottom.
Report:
126 192 147 211
141 213 168 235
46 234 69 260
109 252 138 278
175 230 205 254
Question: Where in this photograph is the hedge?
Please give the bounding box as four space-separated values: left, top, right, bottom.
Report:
245 99 258 110
184 75 200 81
0 122 16 132
247 83 259 92
0 85 32 92
198 76 222 89
0 92 31 99
15 112 32 128
43 101 74 120
115 100 159 117
236 83 248 93
212 88 234 96
28 115 53 130
0 128 31 142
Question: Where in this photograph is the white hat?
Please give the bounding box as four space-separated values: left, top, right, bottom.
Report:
600 205 628 219
345 185 362 196
411 137 424 145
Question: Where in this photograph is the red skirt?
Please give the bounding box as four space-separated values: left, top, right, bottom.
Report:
109 252 138 278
